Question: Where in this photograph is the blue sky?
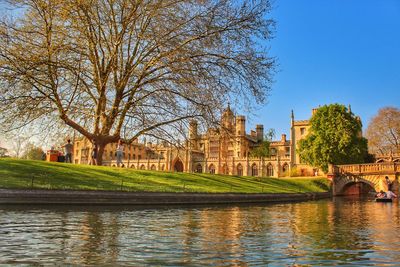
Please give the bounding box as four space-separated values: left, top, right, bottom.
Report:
1 1 399 149
247 0 400 137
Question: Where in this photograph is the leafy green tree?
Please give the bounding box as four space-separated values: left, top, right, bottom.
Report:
298 104 368 172
251 129 275 158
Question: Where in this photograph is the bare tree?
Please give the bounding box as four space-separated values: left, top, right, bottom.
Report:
365 107 400 155
0 0 275 164
8 134 29 158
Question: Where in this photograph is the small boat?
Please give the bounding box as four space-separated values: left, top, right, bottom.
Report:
375 198 393 202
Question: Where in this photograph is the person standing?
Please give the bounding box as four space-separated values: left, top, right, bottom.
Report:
90 141 98 165
385 176 392 191
116 139 124 167
62 139 73 163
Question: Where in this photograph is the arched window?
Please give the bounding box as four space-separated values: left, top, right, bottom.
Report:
267 164 274 177
161 164 165 171
196 164 202 173
140 164 146 170
251 163 258 176
237 164 243 176
209 164 215 174
130 164 135 169
150 164 156 171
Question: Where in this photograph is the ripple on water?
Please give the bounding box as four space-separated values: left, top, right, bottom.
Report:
1 198 400 265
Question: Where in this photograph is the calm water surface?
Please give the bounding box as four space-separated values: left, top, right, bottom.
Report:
1 197 400 266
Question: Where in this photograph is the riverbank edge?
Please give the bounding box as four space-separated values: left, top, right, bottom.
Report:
0 189 331 205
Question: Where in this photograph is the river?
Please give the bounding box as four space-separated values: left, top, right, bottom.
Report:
1 197 400 266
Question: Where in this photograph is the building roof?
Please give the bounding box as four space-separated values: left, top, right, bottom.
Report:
245 135 258 143
293 120 310 126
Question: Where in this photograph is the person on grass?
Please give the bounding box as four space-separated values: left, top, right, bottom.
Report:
62 139 73 163
90 141 98 165
116 139 124 167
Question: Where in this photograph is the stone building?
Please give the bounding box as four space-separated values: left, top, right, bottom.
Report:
72 106 319 177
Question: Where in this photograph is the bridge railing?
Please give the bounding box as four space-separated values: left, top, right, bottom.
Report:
335 162 399 174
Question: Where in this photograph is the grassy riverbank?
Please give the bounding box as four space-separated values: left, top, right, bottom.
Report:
0 158 330 193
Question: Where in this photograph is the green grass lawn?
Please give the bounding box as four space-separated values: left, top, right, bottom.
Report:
0 158 331 193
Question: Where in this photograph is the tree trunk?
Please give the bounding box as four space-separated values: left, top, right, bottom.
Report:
97 143 106 166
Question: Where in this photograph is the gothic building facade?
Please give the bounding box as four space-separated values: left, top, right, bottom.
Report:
72 107 319 177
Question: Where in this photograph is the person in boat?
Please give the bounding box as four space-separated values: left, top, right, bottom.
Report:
386 190 397 199
376 190 387 199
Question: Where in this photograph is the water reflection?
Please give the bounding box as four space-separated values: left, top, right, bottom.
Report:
1 198 400 266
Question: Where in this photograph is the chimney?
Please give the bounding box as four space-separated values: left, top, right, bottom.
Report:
312 108 318 116
256 124 264 142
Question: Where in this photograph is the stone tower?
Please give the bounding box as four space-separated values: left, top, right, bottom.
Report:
236 115 246 136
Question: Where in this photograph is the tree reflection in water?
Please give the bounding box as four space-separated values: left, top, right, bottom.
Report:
0 199 400 266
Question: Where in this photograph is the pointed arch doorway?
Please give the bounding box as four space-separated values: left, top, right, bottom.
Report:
173 158 184 172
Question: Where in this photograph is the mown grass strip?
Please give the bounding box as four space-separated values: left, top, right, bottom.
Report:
0 158 331 193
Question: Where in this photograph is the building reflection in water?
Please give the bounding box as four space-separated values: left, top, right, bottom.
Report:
2 199 400 266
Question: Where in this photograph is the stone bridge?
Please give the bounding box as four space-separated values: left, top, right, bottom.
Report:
329 163 400 196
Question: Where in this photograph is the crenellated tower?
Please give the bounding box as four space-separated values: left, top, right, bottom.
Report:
236 115 246 136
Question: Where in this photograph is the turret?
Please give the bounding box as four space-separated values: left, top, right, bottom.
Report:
189 120 198 149
281 134 286 142
236 115 246 136
256 124 264 142
221 104 234 132
189 120 198 139
290 110 296 166
291 110 294 127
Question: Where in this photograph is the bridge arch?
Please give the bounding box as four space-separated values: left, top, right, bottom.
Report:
340 181 376 195
331 163 399 196
334 175 381 196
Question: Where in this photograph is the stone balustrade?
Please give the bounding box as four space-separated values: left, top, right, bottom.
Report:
335 163 399 174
